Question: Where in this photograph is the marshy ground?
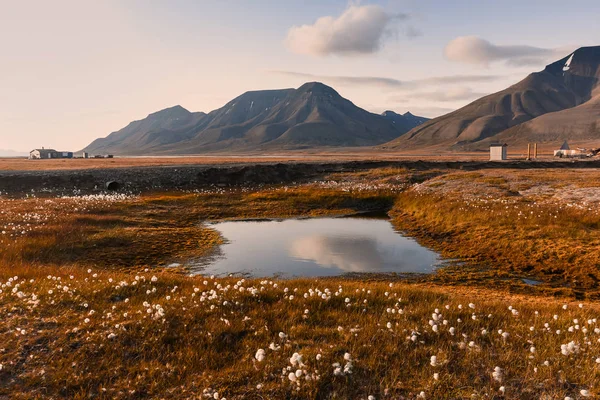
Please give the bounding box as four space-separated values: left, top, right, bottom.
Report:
1 165 600 399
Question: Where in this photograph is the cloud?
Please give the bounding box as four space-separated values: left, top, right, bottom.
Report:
404 26 423 39
270 70 502 90
285 5 408 56
271 70 402 88
444 36 567 67
399 87 490 102
289 236 384 273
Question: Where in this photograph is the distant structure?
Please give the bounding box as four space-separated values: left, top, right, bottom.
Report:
554 141 578 158
29 148 73 160
489 143 508 161
74 151 89 159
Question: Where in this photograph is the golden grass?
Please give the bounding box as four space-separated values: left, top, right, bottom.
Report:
390 170 600 298
2 168 600 398
0 152 494 171
1 266 599 399
1 188 396 270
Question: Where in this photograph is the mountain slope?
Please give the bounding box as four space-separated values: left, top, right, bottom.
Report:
490 47 600 147
84 106 207 155
83 82 427 155
386 46 600 150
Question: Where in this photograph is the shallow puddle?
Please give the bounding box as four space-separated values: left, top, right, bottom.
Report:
189 216 442 277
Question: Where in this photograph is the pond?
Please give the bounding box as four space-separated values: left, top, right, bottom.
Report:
188 215 442 278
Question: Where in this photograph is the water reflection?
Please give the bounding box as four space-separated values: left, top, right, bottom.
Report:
290 236 386 273
190 217 440 277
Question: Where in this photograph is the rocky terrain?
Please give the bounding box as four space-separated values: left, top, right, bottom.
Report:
4 159 600 196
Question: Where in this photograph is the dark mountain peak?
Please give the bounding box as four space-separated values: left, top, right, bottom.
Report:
541 45 600 100
380 110 430 132
296 82 340 97
544 46 600 76
147 105 191 120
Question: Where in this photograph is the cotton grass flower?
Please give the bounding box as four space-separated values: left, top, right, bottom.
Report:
255 349 265 362
492 366 503 382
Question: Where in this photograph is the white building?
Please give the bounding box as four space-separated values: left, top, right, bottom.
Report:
29 149 73 159
489 143 508 161
554 141 579 157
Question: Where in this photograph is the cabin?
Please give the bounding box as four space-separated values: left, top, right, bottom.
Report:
489 143 508 161
29 149 73 160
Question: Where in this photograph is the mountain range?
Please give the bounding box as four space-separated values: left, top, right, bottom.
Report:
84 45 600 155
387 46 600 150
83 83 428 155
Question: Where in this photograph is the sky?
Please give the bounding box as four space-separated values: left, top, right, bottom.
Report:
1 0 599 152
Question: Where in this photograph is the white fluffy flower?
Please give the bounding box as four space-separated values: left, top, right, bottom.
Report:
430 356 437 367
492 366 503 382
255 349 265 362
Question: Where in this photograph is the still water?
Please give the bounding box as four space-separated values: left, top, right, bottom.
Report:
191 216 441 277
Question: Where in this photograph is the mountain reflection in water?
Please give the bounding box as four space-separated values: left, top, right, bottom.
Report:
191 217 440 277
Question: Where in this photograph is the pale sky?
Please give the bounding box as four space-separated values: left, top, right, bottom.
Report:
1 0 599 152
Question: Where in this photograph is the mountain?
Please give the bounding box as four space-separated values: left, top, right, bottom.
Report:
386 46 600 151
83 82 428 155
84 105 207 155
380 111 429 132
0 149 28 157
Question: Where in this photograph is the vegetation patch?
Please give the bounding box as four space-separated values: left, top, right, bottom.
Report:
390 170 600 298
1 267 599 399
1 188 395 270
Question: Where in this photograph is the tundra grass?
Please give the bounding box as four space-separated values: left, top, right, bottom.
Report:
1 187 395 270
2 169 600 399
390 170 600 298
1 266 599 399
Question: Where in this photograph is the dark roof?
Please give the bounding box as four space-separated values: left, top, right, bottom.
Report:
489 143 508 147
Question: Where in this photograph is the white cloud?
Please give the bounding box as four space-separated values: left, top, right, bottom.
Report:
289 236 383 273
270 70 502 90
444 36 567 67
285 5 408 56
404 87 490 102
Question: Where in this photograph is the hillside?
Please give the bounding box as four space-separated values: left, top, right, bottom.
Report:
82 83 427 155
84 106 207 155
386 46 600 151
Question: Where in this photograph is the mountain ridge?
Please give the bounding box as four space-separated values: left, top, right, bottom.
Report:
83 82 428 155
386 45 600 150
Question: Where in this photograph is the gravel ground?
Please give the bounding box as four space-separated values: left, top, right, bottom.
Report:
2 159 600 196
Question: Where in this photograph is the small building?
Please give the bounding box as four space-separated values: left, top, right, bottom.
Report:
74 151 89 159
29 148 73 160
554 141 580 158
29 148 57 159
489 143 508 161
